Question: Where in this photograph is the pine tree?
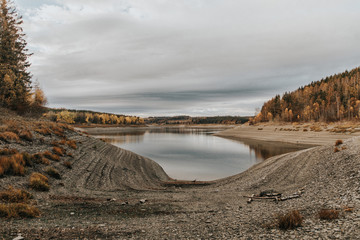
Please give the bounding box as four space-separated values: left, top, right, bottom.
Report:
0 0 32 111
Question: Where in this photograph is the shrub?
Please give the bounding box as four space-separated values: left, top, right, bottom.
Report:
32 153 50 165
21 152 33 167
0 148 18 155
277 210 303 230
52 146 65 156
45 167 61 179
335 140 343 146
29 173 49 191
334 147 340 153
0 132 20 142
66 140 77 149
0 186 32 203
319 209 339 220
0 154 25 176
63 161 72 169
18 130 33 141
35 128 51 136
0 203 40 218
42 151 60 161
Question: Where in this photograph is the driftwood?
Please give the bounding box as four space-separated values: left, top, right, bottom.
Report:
244 189 303 203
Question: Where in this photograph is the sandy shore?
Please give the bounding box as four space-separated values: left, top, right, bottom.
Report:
215 122 360 146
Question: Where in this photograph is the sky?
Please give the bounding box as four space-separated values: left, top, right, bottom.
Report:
13 0 360 117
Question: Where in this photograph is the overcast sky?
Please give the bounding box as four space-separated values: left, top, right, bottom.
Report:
14 0 360 117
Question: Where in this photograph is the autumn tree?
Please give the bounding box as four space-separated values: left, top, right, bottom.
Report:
256 66 360 123
0 0 33 111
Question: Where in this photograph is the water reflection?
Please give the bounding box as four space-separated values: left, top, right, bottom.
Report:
91 127 308 180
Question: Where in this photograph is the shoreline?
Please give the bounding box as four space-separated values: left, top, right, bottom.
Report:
214 122 360 146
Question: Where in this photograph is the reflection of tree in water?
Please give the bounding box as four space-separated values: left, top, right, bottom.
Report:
246 141 309 161
96 130 146 144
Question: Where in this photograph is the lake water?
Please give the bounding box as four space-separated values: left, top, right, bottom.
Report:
91 127 308 181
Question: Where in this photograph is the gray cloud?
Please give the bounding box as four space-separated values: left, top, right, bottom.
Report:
14 0 360 116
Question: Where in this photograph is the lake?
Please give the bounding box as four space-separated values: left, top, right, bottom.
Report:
90 127 308 181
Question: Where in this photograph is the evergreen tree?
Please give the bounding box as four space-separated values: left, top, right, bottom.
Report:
0 0 32 111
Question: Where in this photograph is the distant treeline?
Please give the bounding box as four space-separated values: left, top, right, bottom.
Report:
252 66 360 123
44 109 144 125
145 116 249 125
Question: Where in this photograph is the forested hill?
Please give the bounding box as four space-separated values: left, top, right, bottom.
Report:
253 66 360 123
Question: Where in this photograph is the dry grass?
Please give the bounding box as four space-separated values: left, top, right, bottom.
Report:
35 128 51 136
42 151 60 162
63 161 72 169
0 131 20 142
18 130 33 141
277 210 303 230
0 153 25 176
0 186 32 203
45 167 61 179
335 139 343 146
310 125 322 132
318 209 339 220
0 148 18 155
29 172 49 191
66 140 77 149
52 146 65 156
0 203 40 218
32 153 50 165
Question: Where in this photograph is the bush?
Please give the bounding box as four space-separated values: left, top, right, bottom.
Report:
0 186 32 203
335 140 343 146
29 173 49 191
0 153 25 176
18 130 33 141
63 161 72 169
45 167 61 179
0 203 40 218
0 148 18 155
319 209 339 220
334 147 340 153
66 140 77 149
277 210 303 230
42 151 60 161
32 153 50 165
35 128 51 136
0 132 20 142
52 146 65 156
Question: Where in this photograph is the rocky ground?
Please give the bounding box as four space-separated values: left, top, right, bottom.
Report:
1 115 360 239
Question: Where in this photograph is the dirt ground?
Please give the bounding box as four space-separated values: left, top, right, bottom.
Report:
1 122 360 239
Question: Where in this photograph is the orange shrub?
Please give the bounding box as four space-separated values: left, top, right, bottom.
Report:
277 210 303 230
18 130 33 141
0 186 32 203
334 147 340 153
0 203 40 218
32 153 50 165
45 167 61 179
0 154 25 176
35 128 51 136
29 173 49 191
335 140 343 146
66 140 77 149
42 151 60 162
63 161 72 169
52 146 65 156
0 132 20 142
319 209 339 220
0 148 18 155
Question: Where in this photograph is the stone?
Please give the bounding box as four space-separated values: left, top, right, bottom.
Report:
13 234 24 240
140 199 147 204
